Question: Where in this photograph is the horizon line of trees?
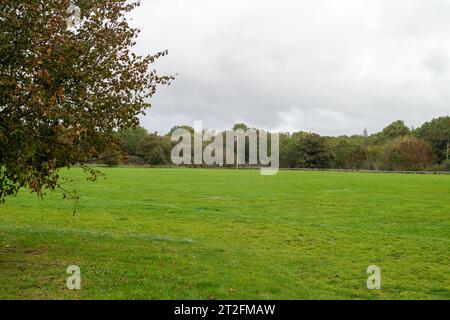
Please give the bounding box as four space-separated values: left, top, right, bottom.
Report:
99 116 450 172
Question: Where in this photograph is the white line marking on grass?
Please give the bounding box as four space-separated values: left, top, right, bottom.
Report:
323 189 353 193
82 196 207 213
0 224 197 244
200 195 240 201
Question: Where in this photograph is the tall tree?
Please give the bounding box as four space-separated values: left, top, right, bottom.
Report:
117 127 148 156
0 0 172 201
381 120 411 141
137 133 172 165
284 132 332 169
415 116 450 163
330 137 368 169
379 136 436 171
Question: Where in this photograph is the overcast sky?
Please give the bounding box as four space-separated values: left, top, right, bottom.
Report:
131 0 450 136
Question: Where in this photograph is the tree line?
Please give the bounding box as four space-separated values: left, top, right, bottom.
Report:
101 116 450 172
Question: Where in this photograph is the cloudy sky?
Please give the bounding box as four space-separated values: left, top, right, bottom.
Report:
131 0 450 136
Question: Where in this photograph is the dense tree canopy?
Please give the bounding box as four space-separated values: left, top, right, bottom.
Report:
329 137 368 169
380 120 411 141
117 126 148 156
279 132 332 169
379 136 435 171
111 117 449 172
415 116 450 163
136 133 172 165
0 0 172 201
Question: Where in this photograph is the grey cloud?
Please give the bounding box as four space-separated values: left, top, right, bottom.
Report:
424 48 449 76
131 0 450 136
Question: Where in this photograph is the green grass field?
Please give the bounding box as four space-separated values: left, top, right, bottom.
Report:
0 168 449 299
